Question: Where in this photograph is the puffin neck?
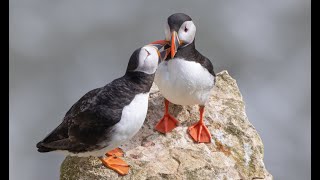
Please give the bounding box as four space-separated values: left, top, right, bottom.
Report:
124 71 155 91
174 40 196 58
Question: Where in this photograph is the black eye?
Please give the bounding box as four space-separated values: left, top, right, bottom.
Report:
184 26 188 32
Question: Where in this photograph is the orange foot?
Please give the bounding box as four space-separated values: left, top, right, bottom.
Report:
105 147 124 157
155 99 179 133
99 156 129 175
188 106 212 143
188 121 212 143
155 114 179 133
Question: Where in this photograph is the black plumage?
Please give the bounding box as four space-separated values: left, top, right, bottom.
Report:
36 48 155 153
166 41 215 77
167 13 192 32
166 13 215 77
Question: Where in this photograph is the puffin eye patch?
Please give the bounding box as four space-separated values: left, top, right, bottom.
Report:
145 49 151 56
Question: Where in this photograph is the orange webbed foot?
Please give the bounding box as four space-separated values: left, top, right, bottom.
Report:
105 147 124 157
155 99 179 133
99 156 129 175
188 121 212 143
188 106 212 143
155 114 179 133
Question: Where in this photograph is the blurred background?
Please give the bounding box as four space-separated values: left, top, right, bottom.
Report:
9 0 310 179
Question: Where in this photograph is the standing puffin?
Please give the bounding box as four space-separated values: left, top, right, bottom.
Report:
36 44 162 175
154 13 216 143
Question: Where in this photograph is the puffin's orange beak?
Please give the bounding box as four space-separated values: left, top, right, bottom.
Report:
149 40 168 47
170 31 180 58
149 40 170 61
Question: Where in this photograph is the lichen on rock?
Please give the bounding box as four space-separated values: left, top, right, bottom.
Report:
60 71 272 180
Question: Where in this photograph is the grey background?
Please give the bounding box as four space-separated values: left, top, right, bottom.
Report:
9 0 310 179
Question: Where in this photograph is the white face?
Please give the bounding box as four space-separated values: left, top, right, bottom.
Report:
134 45 159 74
165 21 196 45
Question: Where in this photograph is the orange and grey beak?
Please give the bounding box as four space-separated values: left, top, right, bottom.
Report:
170 31 181 58
149 40 171 61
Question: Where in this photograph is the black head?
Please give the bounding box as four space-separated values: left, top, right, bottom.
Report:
167 13 192 32
165 13 196 58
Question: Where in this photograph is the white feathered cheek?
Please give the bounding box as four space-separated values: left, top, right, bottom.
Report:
178 21 196 45
136 47 158 74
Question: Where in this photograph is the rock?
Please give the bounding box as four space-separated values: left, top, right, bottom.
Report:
60 71 272 180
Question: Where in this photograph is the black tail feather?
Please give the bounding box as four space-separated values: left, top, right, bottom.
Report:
36 121 69 153
36 141 55 153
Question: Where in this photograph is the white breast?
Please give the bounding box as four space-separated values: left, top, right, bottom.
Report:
111 93 149 144
155 58 214 106
60 93 149 157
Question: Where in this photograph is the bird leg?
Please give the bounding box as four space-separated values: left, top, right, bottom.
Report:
188 106 212 143
155 99 179 133
99 148 129 175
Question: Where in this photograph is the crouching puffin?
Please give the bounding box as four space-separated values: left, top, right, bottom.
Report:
36 44 162 175
154 13 216 143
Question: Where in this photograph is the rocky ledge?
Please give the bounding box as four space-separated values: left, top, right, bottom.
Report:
60 71 272 180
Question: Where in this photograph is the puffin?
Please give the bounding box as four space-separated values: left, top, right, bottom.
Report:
36 44 163 175
154 13 216 143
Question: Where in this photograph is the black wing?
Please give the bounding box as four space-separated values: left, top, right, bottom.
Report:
173 42 216 77
195 51 215 77
200 57 215 77
37 77 137 153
